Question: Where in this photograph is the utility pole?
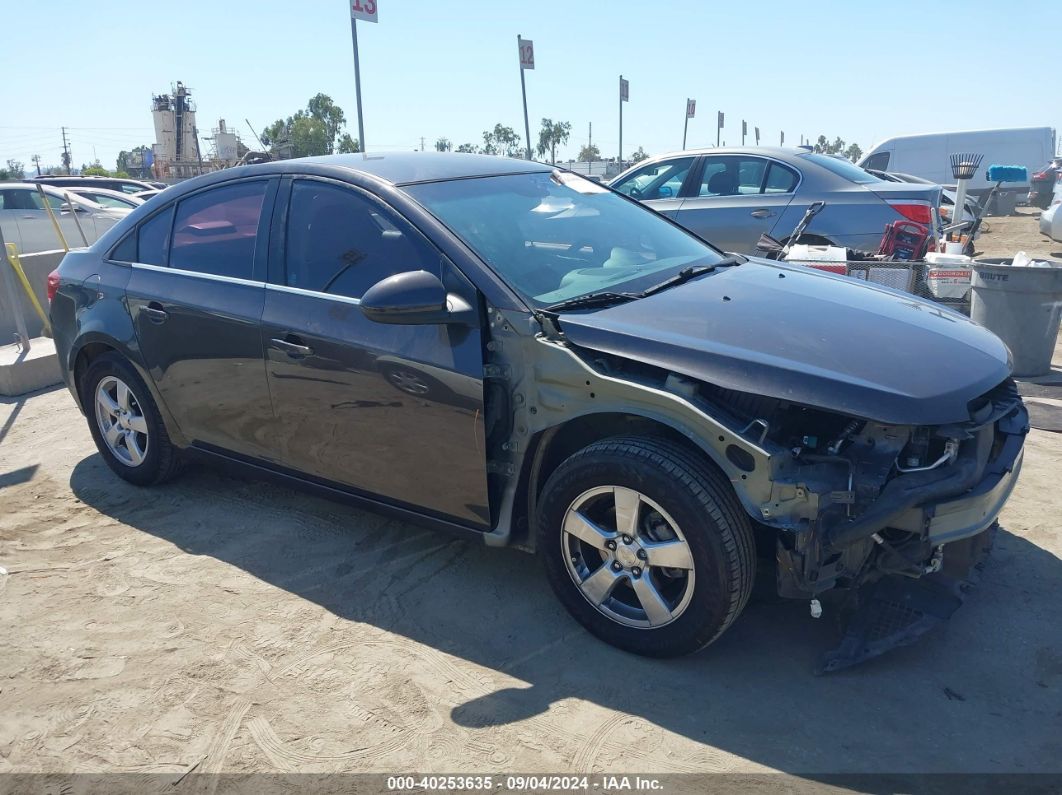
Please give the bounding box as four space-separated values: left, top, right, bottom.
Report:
32 154 41 176
588 121 592 158
420 137 425 152
61 127 71 174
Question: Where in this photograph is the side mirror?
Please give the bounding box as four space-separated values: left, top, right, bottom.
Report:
657 185 674 198
360 270 474 326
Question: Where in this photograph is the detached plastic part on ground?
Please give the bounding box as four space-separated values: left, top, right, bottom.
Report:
818 523 996 674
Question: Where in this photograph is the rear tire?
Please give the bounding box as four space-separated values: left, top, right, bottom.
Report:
81 353 183 486
537 436 755 657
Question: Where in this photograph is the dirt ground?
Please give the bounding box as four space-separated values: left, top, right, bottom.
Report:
973 206 1062 261
1 218 1061 785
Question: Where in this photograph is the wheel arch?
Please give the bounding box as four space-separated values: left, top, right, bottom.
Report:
512 411 737 552
70 333 187 447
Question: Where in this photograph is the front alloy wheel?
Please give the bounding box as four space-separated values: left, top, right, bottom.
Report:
563 486 695 628
538 437 755 657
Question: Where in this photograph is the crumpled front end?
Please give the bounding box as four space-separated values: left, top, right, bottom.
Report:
701 377 1028 670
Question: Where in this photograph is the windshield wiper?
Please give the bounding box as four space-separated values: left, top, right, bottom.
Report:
637 255 743 298
543 291 640 313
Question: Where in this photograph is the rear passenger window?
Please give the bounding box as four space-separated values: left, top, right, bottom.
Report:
764 163 799 193
138 206 174 266
170 181 267 279
284 180 438 299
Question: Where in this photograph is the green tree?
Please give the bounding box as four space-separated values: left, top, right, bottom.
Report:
262 95 358 159
336 133 360 154
434 137 452 152
630 147 649 164
81 160 109 176
844 142 863 162
0 159 25 179
481 124 521 158
536 118 571 164
577 143 600 162
288 114 330 158
456 142 478 154
306 94 346 153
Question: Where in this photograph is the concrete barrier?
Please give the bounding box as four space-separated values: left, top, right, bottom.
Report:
0 249 68 341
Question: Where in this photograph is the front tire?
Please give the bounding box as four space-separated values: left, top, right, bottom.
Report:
81 353 183 486
537 437 755 657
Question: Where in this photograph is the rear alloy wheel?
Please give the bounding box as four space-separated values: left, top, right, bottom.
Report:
538 437 755 657
94 375 150 467
82 352 183 486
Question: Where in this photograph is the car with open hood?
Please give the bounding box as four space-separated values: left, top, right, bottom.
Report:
48 153 1027 670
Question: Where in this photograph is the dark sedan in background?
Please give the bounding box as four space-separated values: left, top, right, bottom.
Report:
48 152 1025 668
610 147 941 254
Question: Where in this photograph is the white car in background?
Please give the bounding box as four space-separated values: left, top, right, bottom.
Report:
0 182 131 254
1040 202 1062 243
64 186 145 210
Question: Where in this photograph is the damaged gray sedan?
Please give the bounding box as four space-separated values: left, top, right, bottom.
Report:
49 153 1027 671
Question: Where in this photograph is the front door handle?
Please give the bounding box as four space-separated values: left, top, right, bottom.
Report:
750 208 775 218
270 337 314 358
142 302 168 324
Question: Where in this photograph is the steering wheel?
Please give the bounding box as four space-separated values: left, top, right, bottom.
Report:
627 185 643 199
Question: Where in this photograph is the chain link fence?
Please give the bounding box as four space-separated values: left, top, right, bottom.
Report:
795 260 972 315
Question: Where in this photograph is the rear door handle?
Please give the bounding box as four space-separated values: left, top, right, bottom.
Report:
750 209 775 218
142 302 168 324
270 336 314 358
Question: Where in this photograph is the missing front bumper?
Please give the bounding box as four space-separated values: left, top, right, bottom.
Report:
818 522 996 674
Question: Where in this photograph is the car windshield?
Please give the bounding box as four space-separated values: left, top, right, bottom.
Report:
802 153 882 184
405 171 724 307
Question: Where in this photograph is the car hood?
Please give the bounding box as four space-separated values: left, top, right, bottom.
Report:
556 258 1011 425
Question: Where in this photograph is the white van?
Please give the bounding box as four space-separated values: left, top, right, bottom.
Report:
859 127 1056 194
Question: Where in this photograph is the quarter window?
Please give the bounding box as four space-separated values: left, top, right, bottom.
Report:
170 181 267 279
138 206 174 266
764 162 799 193
284 180 437 299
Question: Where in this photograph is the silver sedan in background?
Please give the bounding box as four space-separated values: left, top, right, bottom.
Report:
0 182 131 254
610 147 941 254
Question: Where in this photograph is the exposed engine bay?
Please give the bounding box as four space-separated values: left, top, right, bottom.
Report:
557 345 1028 671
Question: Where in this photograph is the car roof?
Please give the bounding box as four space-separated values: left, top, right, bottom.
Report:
643 146 810 161
296 151 553 185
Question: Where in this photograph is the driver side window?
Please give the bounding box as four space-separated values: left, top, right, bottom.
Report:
613 157 694 201
284 180 440 300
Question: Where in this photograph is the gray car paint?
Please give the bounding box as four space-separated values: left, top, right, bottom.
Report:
611 147 941 254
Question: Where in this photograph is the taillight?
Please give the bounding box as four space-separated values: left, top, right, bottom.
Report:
47 270 60 303
887 200 934 224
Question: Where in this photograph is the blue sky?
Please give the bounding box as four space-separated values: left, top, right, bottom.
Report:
1 0 1057 171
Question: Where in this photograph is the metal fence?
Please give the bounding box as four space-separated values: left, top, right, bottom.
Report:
793 260 972 315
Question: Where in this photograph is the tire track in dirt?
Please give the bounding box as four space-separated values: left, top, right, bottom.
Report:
200 695 252 775
570 714 629 772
